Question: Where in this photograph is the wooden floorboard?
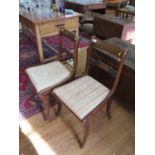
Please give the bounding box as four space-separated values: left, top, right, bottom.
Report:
19 98 135 155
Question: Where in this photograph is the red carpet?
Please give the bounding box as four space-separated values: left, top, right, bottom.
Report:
19 31 89 120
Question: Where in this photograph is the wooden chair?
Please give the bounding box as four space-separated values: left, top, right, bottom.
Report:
52 36 127 147
25 28 81 120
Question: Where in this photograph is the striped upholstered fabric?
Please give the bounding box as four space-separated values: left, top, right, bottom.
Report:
26 61 71 93
53 75 110 120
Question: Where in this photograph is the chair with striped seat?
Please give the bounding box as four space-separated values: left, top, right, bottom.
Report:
52 36 127 147
26 28 81 120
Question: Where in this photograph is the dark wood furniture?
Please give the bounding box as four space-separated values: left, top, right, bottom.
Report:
107 0 128 7
52 36 127 148
93 14 135 43
116 7 135 20
90 37 135 106
64 0 107 34
129 0 135 6
64 0 107 14
26 28 81 120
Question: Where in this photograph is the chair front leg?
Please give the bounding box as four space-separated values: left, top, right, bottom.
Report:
39 93 51 121
80 118 89 148
106 98 113 119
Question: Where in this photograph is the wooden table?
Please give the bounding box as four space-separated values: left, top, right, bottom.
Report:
64 0 107 14
107 0 128 7
19 11 81 63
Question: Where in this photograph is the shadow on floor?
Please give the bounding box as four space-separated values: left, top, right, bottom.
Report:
19 128 38 155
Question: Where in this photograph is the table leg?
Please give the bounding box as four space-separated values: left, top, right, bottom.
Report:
20 22 24 32
76 27 79 36
21 23 27 34
35 25 44 63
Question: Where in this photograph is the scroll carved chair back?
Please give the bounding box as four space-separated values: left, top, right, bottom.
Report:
52 36 127 147
90 36 127 95
26 28 81 120
57 28 81 77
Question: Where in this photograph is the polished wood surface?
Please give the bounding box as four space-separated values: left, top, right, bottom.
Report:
19 11 81 25
65 0 105 5
20 98 134 155
107 0 127 5
93 14 135 43
19 11 81 63
64 0 107 14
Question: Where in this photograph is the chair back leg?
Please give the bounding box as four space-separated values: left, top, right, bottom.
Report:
106 98 113 119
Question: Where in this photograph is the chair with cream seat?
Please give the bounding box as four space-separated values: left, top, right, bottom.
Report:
26 28 81 120
52 36 127 147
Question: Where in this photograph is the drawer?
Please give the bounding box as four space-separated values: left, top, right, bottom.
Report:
64 17 79 30
39 17 79 36
39 20 65 36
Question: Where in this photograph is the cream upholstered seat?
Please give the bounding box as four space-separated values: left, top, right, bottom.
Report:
26 46 89 94
53 75 110 120
26 61 70 93
25 28 82 120
52 36 127 148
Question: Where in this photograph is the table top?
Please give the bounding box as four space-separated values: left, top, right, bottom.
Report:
107 0 127 4
19 9 82 25
105 37 135 71
95 14 134 25
118 7 135 15
64 0 105 5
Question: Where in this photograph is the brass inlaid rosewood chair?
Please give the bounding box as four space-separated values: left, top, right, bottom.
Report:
52 36 127 148
26 28 81 120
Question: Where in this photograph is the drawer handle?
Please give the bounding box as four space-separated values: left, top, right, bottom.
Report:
55 23 65 28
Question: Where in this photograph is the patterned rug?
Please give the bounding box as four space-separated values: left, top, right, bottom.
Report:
19 31 89 120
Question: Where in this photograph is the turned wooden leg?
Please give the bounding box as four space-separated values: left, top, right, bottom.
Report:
35 25 44 63
106 98 113 119
55 101 62 116
39 93 50 121
80 118 89 148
